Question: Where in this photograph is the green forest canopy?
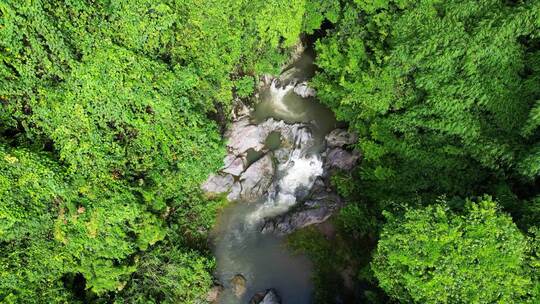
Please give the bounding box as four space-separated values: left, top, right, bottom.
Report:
0 0 337 302
373 198 537 303
302 0 540 303
1 0 540 303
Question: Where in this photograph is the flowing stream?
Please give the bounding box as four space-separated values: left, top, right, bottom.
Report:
212 50 337 304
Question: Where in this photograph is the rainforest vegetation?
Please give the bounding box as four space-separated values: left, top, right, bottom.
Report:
1 0 540 303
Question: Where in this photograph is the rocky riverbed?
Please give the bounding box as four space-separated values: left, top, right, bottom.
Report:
203 114 359 236
203 49 360 304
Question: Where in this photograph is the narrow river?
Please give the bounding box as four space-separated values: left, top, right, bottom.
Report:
211 49 337 304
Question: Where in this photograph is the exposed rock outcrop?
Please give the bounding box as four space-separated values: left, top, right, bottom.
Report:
203 117 314 202
325 148 361 171
226 117 304 156
262 206 333 235
261 178 343 235
201 174 234 198
227 117 267 155
239 154 275 201
222 156 246 176
202 122 360 232
325 128 358 148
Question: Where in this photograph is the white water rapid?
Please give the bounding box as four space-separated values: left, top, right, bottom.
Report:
247 125 323 225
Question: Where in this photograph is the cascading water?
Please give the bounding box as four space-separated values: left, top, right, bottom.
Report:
267 80 295 116
247 127 323 225
211 50 337 304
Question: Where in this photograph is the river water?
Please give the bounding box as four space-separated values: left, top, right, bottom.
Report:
212 50 337 304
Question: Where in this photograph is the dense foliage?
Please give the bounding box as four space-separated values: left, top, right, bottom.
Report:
314 0 540 204
373 198 538 303
288 0 540 303
0 0 337 302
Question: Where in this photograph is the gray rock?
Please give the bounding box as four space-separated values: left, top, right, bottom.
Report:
249 292 266 304
260 289 281 304
221 154 237 169
326 148 360 171
240 154 274 200
201 174 234 198
325 129 358 148
262 206 333 235
222 156 246 176
227 118 302 157
258 119 305 148
227 182 242 202
250 289 281 304
227 118 266 155
293 82 316 98
270 210 320 234
261 188 342 235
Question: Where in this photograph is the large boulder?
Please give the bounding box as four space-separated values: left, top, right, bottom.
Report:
262 206 333 235
222 156 246 176
227 118 300 157
201 174 234 198
227 118 267 155
239 154 275 201
258 119 305 149
325 129 358 148
221 154 237 169
261 182 343 235
325 148 361 171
